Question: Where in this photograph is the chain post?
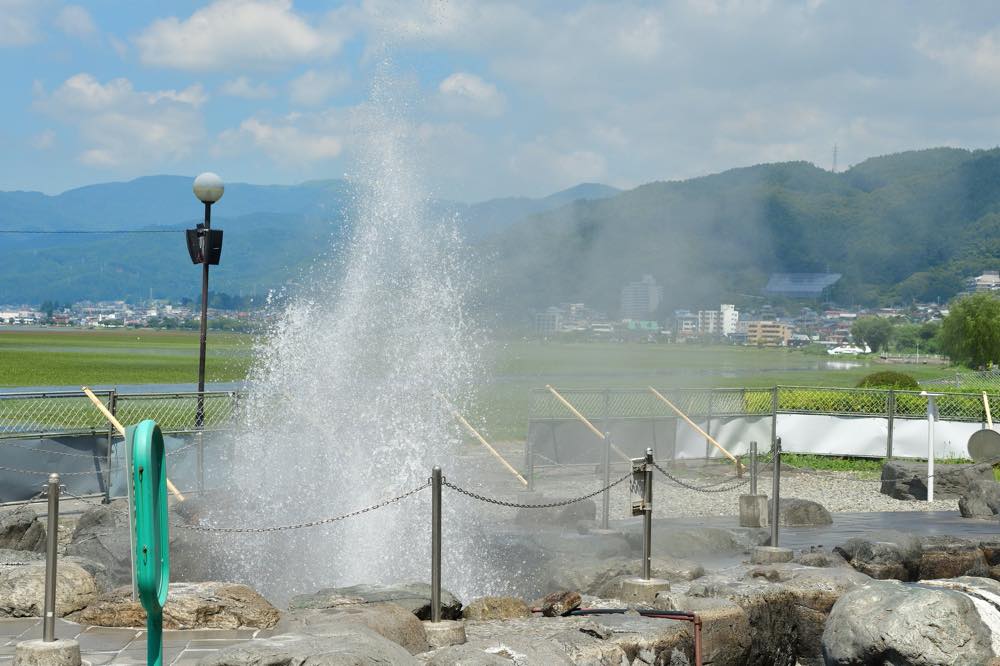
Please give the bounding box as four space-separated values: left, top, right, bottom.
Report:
750 441 758 496
770 386 779 455
770 437 781 548
601 432 612 530
642 447 653 580
431 466 442 623
43 473 59 642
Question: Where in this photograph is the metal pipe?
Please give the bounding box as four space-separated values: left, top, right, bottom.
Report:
642 447 653 580
431 466 442 622
927 396 935 502
43 473 59 641
770 437 781 547
196 201 211 429
601 431 611 530
749 441 758 496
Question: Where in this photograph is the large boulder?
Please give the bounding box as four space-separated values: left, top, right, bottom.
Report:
834 531 923 581
461 596 531 621
0 560 97 617
549 555 705 599
201 626 419 666
920 536 990 580
881 460 993 501
767 497 832 527
279 603 428 654
64 500 131 588
0 506 45 552
822 578 998 665
417 644 512 665
290 582 463 621
960 480 1000 519
73 582 280 629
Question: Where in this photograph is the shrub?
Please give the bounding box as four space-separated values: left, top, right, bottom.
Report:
856 370 920 390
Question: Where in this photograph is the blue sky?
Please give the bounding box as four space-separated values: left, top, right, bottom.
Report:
3 0 1000 201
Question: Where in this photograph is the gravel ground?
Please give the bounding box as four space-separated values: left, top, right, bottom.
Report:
454 441 960 518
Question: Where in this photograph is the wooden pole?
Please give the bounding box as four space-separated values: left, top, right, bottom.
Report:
452 410 528 486
985 392 994 430
648 386 744 471
545 385 630 461
81 387 186 502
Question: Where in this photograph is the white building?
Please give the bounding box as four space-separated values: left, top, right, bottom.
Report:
721 304 739 336
621 275 663 319
695 304 739 337
968 271 1000 292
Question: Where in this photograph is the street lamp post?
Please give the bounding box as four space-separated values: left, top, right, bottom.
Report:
191 173 224 429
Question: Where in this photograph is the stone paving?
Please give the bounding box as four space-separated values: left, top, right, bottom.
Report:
0 618 268 665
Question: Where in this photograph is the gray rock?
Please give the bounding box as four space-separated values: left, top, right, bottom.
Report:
417 644 511 665
0 560 96 617
822 578 996 665
279 603 428 654
766 497 832 526
881 460 993 501
919 536 990 580
623 523 768 559
960 480 1000 519
653 594 750 666
461 596 530 621
554 556 705 599
64 500 131 588
794 548 849 569
0 506 45 552
200 627 419 665
290 583 462 621
73 582 280 629
834 531 923 581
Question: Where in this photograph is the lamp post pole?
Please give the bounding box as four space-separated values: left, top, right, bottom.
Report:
196 201 211 429
191 173 224 430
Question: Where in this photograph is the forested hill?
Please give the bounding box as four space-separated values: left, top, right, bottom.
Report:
485 147 1000 318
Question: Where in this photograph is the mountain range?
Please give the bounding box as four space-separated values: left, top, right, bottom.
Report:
3 147 1000 320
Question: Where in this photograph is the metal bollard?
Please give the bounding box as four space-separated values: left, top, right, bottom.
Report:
431 467 442 623
770 438 781 548
749 441 758 496
601 432 612 530
43 473 60 642
642 448 653 580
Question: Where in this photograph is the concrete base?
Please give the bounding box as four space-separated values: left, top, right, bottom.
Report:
14 639 81 666
751 546 793 564
586 527 620 536
620 577 671 605
423 620 466 648
739 494 769 528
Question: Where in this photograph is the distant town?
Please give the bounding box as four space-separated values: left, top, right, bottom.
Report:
0 298 264 331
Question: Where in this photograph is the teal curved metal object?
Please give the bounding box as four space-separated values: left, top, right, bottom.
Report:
128 419 169 666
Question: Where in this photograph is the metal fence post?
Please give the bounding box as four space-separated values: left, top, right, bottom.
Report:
886 390 895 459
770 387 779 456
43 473 59 641
749 441 758 496
770 437 781 548
642 447 653 580
601 432 612 530
431 466 442 623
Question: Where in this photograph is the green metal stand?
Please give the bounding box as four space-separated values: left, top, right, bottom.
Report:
128 420 169 666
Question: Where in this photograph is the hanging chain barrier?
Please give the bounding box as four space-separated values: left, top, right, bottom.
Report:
442 470 632 509
173 481 431 533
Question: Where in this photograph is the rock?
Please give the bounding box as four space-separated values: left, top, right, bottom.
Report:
624 523 768 559
0 560 96 617
920 536 990 580
538 590 581 617
461 596 531 621
0 506 45 552
834 531 923 581
822 578 997 665
201 626 419 665
563 556 705 599
279 603 428 654
64 500 131 588
766 497 832 526
653 594 750 666
980 539 1000 565
417 643 511 665
73 582 279 629
960 480 1000 519
881 460 993 501
794 547 849 568
290 582 463 621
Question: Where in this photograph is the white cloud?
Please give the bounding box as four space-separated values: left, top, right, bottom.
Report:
221 76 275 99
217 115 343 164
37 74 207 169
916 27 1000 82
438 72 505 116
135 0 345 71
510 139 607 191
289 69 349 107
55 5 97 39
31 130 55 150
0 0 41 47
